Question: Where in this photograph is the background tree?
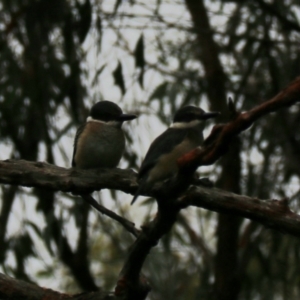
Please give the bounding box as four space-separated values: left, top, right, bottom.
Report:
0 0 300 299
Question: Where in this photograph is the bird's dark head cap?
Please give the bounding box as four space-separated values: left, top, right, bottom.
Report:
90 101 136 122
173 105 220 123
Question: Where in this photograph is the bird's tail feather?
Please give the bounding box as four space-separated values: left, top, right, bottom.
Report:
131 176 149 205
131 175 150 205
131 185 143 205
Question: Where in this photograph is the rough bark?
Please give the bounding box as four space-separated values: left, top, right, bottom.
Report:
181 186 300 237
0 159 300 238
0 273 113 300
0 159 137 195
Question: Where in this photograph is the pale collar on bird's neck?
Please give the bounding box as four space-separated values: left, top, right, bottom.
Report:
86 116 122 127
170 119 203 129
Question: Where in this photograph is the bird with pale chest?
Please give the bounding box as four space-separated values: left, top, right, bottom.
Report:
72 101 136 169
131 106 219 205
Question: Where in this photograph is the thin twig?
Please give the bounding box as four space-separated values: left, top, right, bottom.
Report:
81 194 140 238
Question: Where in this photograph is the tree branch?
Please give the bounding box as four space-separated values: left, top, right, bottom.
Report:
0 273 69 300
0 159 137 195
0 273 114 300
81 194 140 237
179 186 300 238
178 77 300 169
0 186 17 263
254 0 300 33
1 77 300 299
184 0 228 113
116 200 179 299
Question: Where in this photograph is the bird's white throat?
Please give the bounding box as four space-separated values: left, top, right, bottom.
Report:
86 116 121 127
170 119 202 129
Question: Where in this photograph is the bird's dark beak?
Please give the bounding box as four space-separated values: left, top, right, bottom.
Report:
202 111 220 120
118 114 137 121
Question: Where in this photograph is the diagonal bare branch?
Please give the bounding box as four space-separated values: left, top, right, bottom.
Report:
178 77 300 170
81 194 140 237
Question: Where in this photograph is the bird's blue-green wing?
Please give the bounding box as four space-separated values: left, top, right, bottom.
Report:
138 128 188 179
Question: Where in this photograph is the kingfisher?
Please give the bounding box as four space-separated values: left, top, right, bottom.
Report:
72 101 136 169
131 106 219 204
